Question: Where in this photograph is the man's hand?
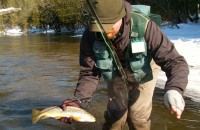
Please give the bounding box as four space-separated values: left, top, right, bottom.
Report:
170 105 182 119
164 90 185 119
59 100 80 123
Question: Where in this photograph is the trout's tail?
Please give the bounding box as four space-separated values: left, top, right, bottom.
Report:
32 109 41 124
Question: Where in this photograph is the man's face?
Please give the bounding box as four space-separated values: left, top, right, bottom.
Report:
105 19 122 40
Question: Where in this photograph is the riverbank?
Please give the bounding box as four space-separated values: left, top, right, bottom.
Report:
0 27 85 36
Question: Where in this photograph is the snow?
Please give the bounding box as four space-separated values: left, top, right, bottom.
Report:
157 22 200 102
0 7 18 12
5 27 23 36
0 7 21 15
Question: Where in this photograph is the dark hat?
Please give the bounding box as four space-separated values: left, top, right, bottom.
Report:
89 0 126 32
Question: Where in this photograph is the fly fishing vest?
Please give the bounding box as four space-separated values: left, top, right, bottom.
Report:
93 10 153 83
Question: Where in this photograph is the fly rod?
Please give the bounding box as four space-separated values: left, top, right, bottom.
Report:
86 0 129 96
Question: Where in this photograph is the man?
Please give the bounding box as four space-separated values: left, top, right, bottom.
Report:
60 0 189 130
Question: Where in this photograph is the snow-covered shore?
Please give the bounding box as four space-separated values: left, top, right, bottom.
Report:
158 22 200 102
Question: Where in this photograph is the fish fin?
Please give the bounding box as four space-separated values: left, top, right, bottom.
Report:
54 116 62 119
32 109 41 124
72 116 81 122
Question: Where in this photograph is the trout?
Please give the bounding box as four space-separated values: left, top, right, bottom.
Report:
32 106 96 124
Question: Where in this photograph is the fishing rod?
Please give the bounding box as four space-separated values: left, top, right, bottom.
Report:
86 0 129 96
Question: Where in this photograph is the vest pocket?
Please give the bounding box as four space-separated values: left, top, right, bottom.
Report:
95 58 114 81
128 54 152 82
93 41 109 58
93 41 114 81
129 55 145 71
95 58 113 70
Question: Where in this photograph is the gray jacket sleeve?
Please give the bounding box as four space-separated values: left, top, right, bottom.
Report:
145 21 189 95
74 28 100 99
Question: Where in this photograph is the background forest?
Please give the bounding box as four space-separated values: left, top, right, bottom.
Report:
0 0 199 32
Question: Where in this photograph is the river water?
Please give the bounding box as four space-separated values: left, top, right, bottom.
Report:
0 34 199 130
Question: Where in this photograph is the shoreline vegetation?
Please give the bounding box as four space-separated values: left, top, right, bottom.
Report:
0 0 199 37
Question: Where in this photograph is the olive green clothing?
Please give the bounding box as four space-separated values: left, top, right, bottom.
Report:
89 0 126 32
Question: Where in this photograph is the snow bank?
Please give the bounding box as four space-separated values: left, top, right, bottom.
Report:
158 22 200 102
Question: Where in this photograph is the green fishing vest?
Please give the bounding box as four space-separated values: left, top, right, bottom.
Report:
93 10 153 83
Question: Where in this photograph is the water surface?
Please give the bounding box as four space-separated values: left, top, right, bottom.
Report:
0 35 199 130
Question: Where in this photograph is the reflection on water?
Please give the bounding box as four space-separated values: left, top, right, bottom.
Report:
0 35 200 130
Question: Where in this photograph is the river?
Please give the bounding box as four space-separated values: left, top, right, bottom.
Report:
0 34 199 130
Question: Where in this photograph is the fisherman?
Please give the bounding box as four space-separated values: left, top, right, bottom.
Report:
59 0 189 130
